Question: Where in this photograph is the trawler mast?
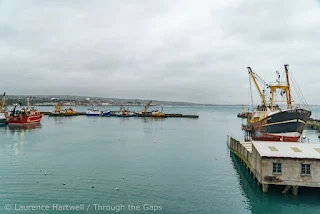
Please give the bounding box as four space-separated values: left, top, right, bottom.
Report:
248 65 294 111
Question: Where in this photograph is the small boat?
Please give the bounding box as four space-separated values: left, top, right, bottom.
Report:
116 111 136 117
103 111 111 117
63 107 77 116
86 109 101 116
85 97 101 116
237 105 251 118
8 98 43 126
151 106 165 117
115 106 136 117
49 102 64 116
151 110 165 117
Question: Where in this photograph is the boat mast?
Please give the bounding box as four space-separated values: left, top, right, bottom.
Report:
247 67 268 108
27 98 30 109
284 64 292 109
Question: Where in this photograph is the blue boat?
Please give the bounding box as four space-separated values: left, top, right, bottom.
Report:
103 111 111 117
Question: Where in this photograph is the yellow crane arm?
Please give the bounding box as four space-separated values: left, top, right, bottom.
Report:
247 67 268 108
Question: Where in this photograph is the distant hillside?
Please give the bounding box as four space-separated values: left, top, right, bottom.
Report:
3 94 214 106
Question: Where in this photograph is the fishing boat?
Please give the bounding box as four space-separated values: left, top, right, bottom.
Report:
103 110 111 117
237 105 251 118
244 65 311 142
86 109 101 116
151 105 165 117
85 98 101 116
49 102 64 116
0 92 8 125
63 107 77 116
8 98 43 126
115 106 136 117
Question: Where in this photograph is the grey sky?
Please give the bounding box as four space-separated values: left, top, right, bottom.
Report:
0 0 319 104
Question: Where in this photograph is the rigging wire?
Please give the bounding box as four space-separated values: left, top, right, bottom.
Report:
288 67 309 108
290 75 309 109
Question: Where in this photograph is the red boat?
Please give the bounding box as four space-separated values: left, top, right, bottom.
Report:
8 99 43 126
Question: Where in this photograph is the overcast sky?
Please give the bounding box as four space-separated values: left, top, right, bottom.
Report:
0 0 319 104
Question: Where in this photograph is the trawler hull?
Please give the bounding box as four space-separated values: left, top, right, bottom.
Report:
250 108 311 142
8 114 42 126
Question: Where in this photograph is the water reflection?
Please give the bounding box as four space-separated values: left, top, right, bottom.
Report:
230 151 320 214
48 116 73 124
140 117 166 123
8 123 42 135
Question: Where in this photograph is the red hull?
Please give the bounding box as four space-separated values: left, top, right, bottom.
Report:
8 113 42 126
253 133 300 142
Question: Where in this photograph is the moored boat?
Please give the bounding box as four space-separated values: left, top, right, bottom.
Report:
49 102 64 116
63 107 77 116
151 105 165 117
244 65 311 142
85 97 101 116
86 109 101 116
115 106 136 117
8 98 43 126
103 110 111 117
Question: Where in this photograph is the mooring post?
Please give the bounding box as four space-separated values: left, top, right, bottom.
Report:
292 186 299 195
262 184 269 193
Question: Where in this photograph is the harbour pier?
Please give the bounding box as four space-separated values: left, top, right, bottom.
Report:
227 136 320 195
41 111 199 118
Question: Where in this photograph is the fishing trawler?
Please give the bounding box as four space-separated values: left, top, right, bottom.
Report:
244 65 311 142
49 102 64 116
8 98 43 126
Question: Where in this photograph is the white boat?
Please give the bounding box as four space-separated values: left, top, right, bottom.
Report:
0 112 6 125
86 109 101 116
85 97 101 116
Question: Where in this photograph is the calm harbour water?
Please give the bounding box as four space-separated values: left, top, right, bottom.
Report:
1 105 320 214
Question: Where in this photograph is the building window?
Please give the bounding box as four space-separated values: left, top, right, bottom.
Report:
301 164 311 175
272 162 282 174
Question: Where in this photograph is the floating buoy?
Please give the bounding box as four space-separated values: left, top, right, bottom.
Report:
122 176 125 179
92 186 94 189
63 183 66 186
116 188 119 191
37 180 39 183
44 172 47 175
